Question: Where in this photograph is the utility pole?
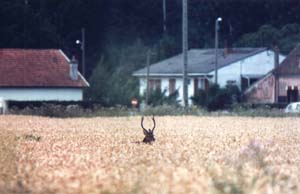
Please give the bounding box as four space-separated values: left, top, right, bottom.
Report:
76 28 86 77
182 0 188 108
23 0 29 49
81 28 86 77
214 18 222 84
163 0 167 34
145 49 151 106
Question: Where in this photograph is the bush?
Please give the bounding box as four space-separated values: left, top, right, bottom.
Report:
147 89 180 107
192 84 241 111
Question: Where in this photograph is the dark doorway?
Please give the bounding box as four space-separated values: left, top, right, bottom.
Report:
194 78 199 95
287 86 299 103
169 79 176 95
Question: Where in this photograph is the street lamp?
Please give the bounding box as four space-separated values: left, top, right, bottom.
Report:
75 28 86 77
214 17 222 84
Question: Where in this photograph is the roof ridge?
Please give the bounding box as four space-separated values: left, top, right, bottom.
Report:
0 48 59 49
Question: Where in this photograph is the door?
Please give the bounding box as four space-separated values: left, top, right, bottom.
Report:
287 86 299 103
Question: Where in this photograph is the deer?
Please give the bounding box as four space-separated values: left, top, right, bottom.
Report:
141 115 156 144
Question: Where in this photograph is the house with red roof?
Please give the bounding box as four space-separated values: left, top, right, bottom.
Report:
0 49 89 101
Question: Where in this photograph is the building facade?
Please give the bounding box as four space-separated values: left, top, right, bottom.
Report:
0 49 89 101
133 48 285 105
244 44 300 103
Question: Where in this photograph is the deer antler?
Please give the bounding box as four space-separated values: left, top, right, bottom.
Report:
151 115 156 132
140 116 156 144
141 116 148 133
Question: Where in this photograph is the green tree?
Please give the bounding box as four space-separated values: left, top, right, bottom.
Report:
235 24 280 48
86 56 111 104
87 39 150 106
235 23 300 54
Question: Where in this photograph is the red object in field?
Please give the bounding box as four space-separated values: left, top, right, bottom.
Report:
131 98 138 108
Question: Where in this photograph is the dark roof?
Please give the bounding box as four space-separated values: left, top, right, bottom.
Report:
273 44 300 75
0 49 89 88
133 48 267 76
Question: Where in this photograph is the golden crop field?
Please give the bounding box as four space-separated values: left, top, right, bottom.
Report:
1 115 300 194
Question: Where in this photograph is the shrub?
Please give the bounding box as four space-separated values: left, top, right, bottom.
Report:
192 84 241 111
147 89 180 107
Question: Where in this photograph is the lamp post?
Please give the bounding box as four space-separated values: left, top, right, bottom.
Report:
76 28 86 77
214 17 222 84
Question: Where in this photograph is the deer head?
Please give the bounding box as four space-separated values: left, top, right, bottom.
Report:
141 116 156 144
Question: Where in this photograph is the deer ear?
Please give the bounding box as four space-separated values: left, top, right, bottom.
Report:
143 128 148 135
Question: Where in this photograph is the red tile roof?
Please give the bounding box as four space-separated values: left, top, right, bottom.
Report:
0 49 89 88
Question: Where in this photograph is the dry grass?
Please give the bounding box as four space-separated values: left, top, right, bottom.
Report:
0 127 17 194
0 115 300 194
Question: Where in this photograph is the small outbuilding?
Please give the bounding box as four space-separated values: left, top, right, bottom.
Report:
244 44 300 103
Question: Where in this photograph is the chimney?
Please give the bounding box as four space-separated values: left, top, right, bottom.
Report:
69 56 78 81
274 46 280 67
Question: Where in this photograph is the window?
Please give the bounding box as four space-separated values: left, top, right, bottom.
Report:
227 80 237 85
169 79 176 94
250 78 258 85
149 79 161 91
194 78 207 94
199 79 205 89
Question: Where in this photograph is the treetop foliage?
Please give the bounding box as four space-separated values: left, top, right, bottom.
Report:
2 0 300 105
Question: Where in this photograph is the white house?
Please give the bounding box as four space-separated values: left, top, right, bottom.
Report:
133 48 285 105
0 49 89 101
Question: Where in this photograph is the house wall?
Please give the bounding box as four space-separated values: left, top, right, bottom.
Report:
138 50 285 106
278 76 300 96
243 74 275 103
208 50 285 88
244 75 300 103
277 76 300 102
0 88 83 101
139 77 195 105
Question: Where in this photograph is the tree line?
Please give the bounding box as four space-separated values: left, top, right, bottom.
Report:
1 0 300 105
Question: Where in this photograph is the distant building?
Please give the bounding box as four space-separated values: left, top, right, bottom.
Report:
245 44 300 104
0 49 89 101
133 48 285 105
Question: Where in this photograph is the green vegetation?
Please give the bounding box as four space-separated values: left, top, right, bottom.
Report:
235 23 300 54
192 84 241 111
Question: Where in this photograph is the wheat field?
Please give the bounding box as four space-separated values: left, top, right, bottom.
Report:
0 115 300 194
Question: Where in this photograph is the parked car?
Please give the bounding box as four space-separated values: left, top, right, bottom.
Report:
284 102 300 113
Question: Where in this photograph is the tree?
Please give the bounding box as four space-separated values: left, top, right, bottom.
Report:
235 23 300 54
87 39 150 106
